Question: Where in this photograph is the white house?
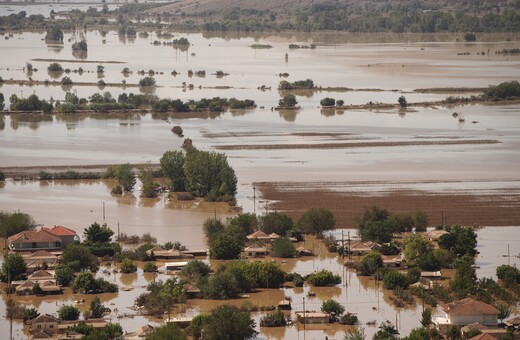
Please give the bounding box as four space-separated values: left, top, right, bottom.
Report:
434 298 499 332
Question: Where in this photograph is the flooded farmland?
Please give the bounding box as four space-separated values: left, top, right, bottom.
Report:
1 29 520 339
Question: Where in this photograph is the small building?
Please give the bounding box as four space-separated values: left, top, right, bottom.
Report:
421 271 442 279
126 324 155 339
8 229 62 252
16 280 36 295
246 230 272 243
278 300 292 310
183 283 201 299
40 280 61 294
43 226 80 246
243 244 268 257
411 277 435 290
295 246 313 257
434 298 500 332
382 255 403 268
28 270 56 284
56 331 83 339
26 314 60 334
30 330 54 340
295 311 330 324
348 241 380 255
164 262 189 271
58 319 108 332
146 246 195 260
426 229 449 241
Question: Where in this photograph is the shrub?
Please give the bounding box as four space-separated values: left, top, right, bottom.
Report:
139 76 156 87
120 258 137 273
111 185 123 195
260 309 287 327
61 76 73 85
340 312 359 325
0 171 5 181
271 237 296 258
398 95 407 107
383 270 409 290
143 262 158 272
48 63 63 72
320 97 336 107
464 32 476 42
307 270 341 286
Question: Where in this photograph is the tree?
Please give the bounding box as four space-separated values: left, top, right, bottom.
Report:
228 213 258 236
307 269 341 286
496 303 512 322
55 265 74 286
450 255 477 298
210 232 242 260
496 265 520 287
139 76 156 87
179 260 211 280
403 234 437 270
72 272 96 294
203 218 225 243
61 76 73 85
357 251 383 276
72 41 88 51
278 94 298 108
45 25 63 42
61 243 99 272
120 258 137 273
297 207 336 235
271 237 296 258
374 322 399 340
344 328 365 340
0 253 27 282
58 305 80 321
320 97 336 106
0 93 5 111
0 211 35 237
357 206 389 239
115 163 135 191
143 262 158 272
383 270 409 290
321 299 345 320
84 222 113 243
87 297 105 319
261 212 293 236
260 309 287 327
401 327 431 340
160 150 186 191
421 308 432 327
439 226 477 257
146 322 187 340
398 95 407 107
23 308 39 322
138 164 158 198
48 63 64 72
413 211 428 231
201 305 257 340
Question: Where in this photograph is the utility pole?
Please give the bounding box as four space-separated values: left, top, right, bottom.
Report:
348 231 351 262
253 184 256 215
117 222 120 241
341 230 345 259
441 210 444 227
102 202 105 223
302 297 306 336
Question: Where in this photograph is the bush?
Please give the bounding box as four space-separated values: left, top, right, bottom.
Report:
48 63 63 72
464 32 476 42
340 312 359 325
111 185 123 195
307 270 341 286
120 258 137 273
383 270 409 290
320 97 336 107
71 40 87 51
484 81 520 99
398 95 407 107
358 251 383 276
0 171 5 181
260 309 287 327
292 273 304 287
61 76 73 85
139 76 156 87
271 238 296 258
321 299 345 318
58 305 80 321
143 262 158 272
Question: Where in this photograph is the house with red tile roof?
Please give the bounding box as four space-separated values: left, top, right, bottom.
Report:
43 226 79 246
8 229 62 252
434 298 499 332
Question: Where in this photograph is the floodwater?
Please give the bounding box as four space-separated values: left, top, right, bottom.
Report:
1 30 520 339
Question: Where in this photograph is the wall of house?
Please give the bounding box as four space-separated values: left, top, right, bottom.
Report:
449 313 497 326
11 241 61 250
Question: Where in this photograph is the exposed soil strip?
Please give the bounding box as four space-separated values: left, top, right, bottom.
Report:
414 87 487 93
2 79 139 88
257 181 520 227
214 139 500 150
31 58 126 64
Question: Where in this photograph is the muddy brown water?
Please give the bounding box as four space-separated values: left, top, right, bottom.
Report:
1 30 520 339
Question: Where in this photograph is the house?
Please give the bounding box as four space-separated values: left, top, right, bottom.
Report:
421 271 442 279
43 226 80 246
126 325 155 339
16 280 37 295
243 244 268 257
8 229 62 252
30 330 54 340
58 319 108 332
56 331 83 339
183 283 201 299
347 241 380 255
39 280 61 294
296 246 313 257
28 270 56 284
295 311 330 324
246 230 272 243
278 300 292 310
26 314 60 334
146 246 194 260
434 298 500 332
411 277 435 290
164 262 189 271
469 335 498 340
461 323 508 339
382 255 403 268
427 229 449 241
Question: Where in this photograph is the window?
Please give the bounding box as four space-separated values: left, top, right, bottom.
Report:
49 325 54 329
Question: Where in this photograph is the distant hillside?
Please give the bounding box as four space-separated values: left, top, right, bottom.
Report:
151 0 520 33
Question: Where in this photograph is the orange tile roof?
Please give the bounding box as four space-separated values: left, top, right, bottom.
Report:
43 226 77 237
8 229 61 244
441 298 499 315
469 334 498 340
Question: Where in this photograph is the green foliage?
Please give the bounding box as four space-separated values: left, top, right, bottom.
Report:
87 297 105 319
340 312 359 325
180 260 211 280
260 309 287 327
209 231 243 260
72 272 118 294
120 258 137 273
23 308 39 322
450 255 477 298
358 251 383 276
278 94 298 108
0 253 27 282
48 63 64 72
401 327 430 340
407 267 421 284
383 270 409 290
45 25 63 42
203 218 225 243
184 149 237 198
139 76 156 87
160 150 186 191
146 322 187 340
0 93 4 111
61 243 99 272
58 305 80 321
84 222 113 243
496 303 512 322
114 163 136 191
297 207 336 235
55 265 74 286
135 277 185 315
72 40 88 51
307 269 341 286
8 94 52 112
271 237 296 258
143 262 158 272
357 206 399 243
292 272 304 287
344 328 365 340
373 322 399 340
172 37 190 45
138 164 159 198
421 307 432 327
484 80 520 99
438 225 477 257
0 210 35 237
61 76 73 85
199 305 257 340
464 32 477 41
320 97 336 106
403 234 440 271
261 211 293 236
398 95 407 107
278 79 314 90
496 265 520 287
413 211 429 231
321 299 345 318
228 213 258 236
32 283 43 295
